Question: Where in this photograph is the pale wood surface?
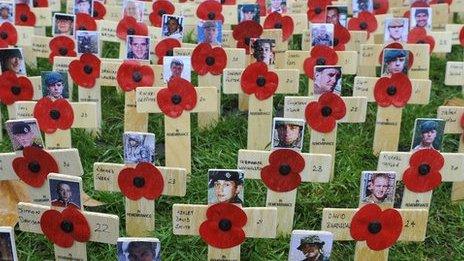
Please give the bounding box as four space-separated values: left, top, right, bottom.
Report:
165 113 192 174
373 107 403 155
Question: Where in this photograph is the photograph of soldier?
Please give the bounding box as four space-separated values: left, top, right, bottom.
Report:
123 0 144 22
117 238 161 261
411 118 445 152
381 49 409 76
272 117 305 151
311 23 334 47
237 4 260 23
384 18 409 44
325 5 348 26
74 0 92 15
360 171 396 205
208 169 244 205
250 38 275 65
49 179 81 208
53 13 75 36
352 0 373 16
197 20 222 46
313 66 342 96
6 119 44 151
162 15 184 40
289 231 333 261
76 31 99 54
0 228 17 261
0 48 26 75
266 0 287 14
163 56 191 83
123 132 155 164
410 8 432 31
0 2 14 24
41 71 70 100
126 35 150 61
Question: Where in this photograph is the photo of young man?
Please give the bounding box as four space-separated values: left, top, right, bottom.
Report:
208 170 244 205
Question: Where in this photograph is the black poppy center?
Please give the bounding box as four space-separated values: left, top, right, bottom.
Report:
207 12 216 20
50 109 61 120
368 221 382 234
386 85 397 96
78 26 87 31
93 11 99 18
205 56 215 66
373 2 380 9
279 164 291 175
0 31 7 40
316 58 326 65
359 22 368 30
127 28 136 35
314 7 322 14
321 106 332 117
218 219 232 231
165 49 174 56
333 38 339 46
133 176 145 188
20 14 28 22
244 37 251 46
60 220 74 233
132 71 142 82
59 47 68 56
28 161 41 173
418 164 431 176
83 65 93 74
158 10 166 17
171 94 182 105
417 40 426 44
274 22 282 29
256 76 266 87
10 85 21 95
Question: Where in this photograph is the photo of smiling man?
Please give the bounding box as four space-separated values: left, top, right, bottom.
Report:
360 171 396 205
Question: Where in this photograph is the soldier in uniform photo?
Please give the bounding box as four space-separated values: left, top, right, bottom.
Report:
411 8 431 30
382 49 408 76
384 18 408 43
42 71 69 100
296 235 329 261
314 66 342 95
272 118 305 150
208 170 244 204
53 14 75 36
0 3 13 24
51 182 80 208
411 120 444 152
198 20 221 46
0 48 26 75
311 24 333 47
168 58 184 81
8 120 43 151
74 0 92 14
124 132 155 164
361 173 394 204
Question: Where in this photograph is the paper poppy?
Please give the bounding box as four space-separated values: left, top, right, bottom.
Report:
430 0 452 5
32 0 48 7
256 0 266 16
0 71 33 105
307 0 332 23
403 149 444 193
347 11 378 37
373 0 389 14
191 43 227 75
49 36 77 64
377 42 414 69
460 26 464 47
263 12 294 41
69 53 101 88
220 0 236 4
33 98 75 134
149 0 175 27
350 204 403 251
157 77 197 118
15 4 36 26
303 45 338 79
408 27 435 53
374 73 412 108
92 1 106 20
40 207 90 248
240 62 278 100
199 202 247 249
117 162 164 200
116 16 148 40
333 24 350 51
154 38 181 65
232 20 263 54
260 149 305 192
197 0 224 22
305 92 346 133
0 22 17 46
12 146 59 188
75 13 97 31
116 61 154 92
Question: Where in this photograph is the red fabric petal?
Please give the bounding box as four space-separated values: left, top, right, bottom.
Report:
118 166 141 200
348 11 378 35
12 146 59 188
197 0 223 22
15 4 36 26
261 149 305 192
403 149 444 192
209 47 227 75
150 0 175 27
33 98 74 134
191 43 212 75
333 24 350 51
0 22 17 45
154 38 181 65
157 77 197 118
40 209 74 248
303 46 338 79
69 53 101 88
75 13 97 31
49 36 77 64
263 13 294 41
373 0 389 15
0 71 34 105
233 21 263 52
92 1 106 20
240 62 277 100
459 27 464 47
407 28 435 53
350 204 381 240
118 162 165 200
62 207 91 243
374 73 412 108
305 92 346 133
53 99 75 130
307 0 332 23
116 16 148 40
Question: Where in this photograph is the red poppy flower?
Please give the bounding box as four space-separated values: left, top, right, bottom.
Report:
154 38 181 65
116 61 154 92
12 146 59 188
257 0 266 16
430 0 452 5
408 28 435 53
197 0 224 22
75 13 97 31
92 1 106 20
303 45 338 79
305 92 346 133
221 0 235 4
0 71 33 105
232 20 263 54
157 77 197 118
377 42 414 69
0 22 17 46
40 207 90 248
403 149 444 193
333 24 350 51
240 62 278 100
117 162 164 200
149 0 175 27
373 0 389 14
307 0 332 23
49 36 77 64
199 202 247 249
69 53 101 88
260 149 305 192
460 26 464 47
15 4 36 26
374 73 412 108
350 204 403 251
33 98 75 134
33 0 48 7
347 11 378 37
191 43 227 76
263 12 294 41
116 16 148 40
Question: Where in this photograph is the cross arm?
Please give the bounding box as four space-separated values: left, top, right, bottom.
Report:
437 106 464 134
444 62 464 86
284 50 358 75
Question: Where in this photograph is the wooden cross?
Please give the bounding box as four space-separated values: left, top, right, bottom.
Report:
135 81 217 174
237 148 332 234
444 61 464 94
93 161 187 236
0 226 18 261
321 205 428 260
172 203 277 260
353 74 431 155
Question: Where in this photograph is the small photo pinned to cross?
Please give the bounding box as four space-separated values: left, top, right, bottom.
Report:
49 177 82 209
41 71 70 101
289 230 334 261
208 169 244 205
6 118 44 151
117 238 161 261
0 227 18 261
359 171 396 205
0 48 27 75
123 131 156 165
76 30 100 55
271 117 305 151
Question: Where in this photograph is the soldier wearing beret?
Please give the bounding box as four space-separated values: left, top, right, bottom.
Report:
413 120 438 152
9 121 43 150
382 49 408 76
54 14 74 36
44 72 67 100
75 0 91 15
297 235 328 261
413 8 430 29
209 170 243 204
385 19 407 43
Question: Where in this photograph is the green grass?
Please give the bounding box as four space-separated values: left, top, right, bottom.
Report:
2 35 464 260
